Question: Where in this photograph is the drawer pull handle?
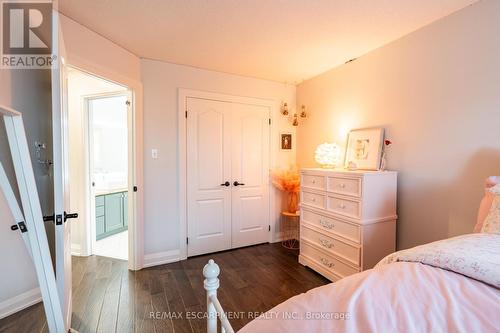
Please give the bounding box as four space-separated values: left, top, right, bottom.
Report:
311 197 316 202
311 179 316 184
339 203 346 209
319 238 334 248
340 183 346 188
319 220 334 229
320 257 335 268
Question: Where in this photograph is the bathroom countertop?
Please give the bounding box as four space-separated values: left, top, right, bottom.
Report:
95 188 128 196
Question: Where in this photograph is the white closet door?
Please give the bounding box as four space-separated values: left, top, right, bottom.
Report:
187 98 232 256
231 104 270 248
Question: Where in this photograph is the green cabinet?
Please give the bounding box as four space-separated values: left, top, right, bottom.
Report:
95 191 128 240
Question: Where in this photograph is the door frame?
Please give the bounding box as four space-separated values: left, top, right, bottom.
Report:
65 65 140 270
178 89 276 260
84 91 133 259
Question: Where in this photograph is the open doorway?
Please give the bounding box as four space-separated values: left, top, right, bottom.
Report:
67 67 132 262
88 94 130 260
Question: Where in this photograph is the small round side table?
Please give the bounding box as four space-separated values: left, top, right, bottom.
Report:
281 211 300 250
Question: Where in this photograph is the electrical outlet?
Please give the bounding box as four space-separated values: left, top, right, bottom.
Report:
151 149 158 159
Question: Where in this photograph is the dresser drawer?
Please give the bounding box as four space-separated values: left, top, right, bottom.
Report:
327 196 361 219
301 242 359 278
301 226 360 266
302 174 326 191
301 209 360 243
328 176 361 197
301 191 326 209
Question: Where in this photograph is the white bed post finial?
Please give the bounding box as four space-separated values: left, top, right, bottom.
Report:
204 259 220 333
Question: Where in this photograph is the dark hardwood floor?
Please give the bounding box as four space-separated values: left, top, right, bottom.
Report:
0 243 329 333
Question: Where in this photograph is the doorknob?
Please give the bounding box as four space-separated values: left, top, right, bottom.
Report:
233 181 245 186
43 211 79 225
220 181 230 187
64 212 79 222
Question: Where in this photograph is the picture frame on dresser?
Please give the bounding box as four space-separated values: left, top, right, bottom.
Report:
344 127 385 170
299 168 397 282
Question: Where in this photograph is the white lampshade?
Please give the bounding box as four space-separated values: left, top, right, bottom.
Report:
315 143 341 168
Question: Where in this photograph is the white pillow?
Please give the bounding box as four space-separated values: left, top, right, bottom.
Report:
490 183 500 194
481 194 500 234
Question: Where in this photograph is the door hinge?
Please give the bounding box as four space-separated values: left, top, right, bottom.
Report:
185 110 188 118
269 118 271 125
268 225 271 232
186 237 189 244
126 100 131 106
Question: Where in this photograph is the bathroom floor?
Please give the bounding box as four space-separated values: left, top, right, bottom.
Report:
94 230 128 260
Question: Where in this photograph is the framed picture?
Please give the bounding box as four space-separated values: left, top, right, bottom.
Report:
280 133 292 150
344 128 385 170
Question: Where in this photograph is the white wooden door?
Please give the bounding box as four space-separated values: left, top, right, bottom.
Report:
186 97 270 256
51 11 72 329
231 104 270 248
187 98 232 256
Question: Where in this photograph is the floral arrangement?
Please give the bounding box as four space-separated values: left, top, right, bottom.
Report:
271 166 300 213
271 166 300 193
380 139 393 171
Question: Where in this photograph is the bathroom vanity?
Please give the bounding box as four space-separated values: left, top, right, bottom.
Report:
95 189 128 240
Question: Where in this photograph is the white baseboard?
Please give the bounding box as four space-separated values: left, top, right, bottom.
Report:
272 231 284 243
71 243 81 256
143 249 180 268
0 288 42 320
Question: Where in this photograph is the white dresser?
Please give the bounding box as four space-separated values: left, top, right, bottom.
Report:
299 168 397 282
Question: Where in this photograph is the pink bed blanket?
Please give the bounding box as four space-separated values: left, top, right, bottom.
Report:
239 234 500 333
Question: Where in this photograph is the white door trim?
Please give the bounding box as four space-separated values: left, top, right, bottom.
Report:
66 65 141 270
178 88 276 260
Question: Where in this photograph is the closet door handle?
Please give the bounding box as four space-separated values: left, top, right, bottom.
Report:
220 181 230 187
233 181 245 186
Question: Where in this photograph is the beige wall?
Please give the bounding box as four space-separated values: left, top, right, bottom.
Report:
60 15 141 86
141 59 296 259
60 13 145 269
296 0 500 250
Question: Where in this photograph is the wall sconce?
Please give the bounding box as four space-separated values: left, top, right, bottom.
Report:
292 105 308 126
300 105 307 118
281 102 289 115
282 103 308 126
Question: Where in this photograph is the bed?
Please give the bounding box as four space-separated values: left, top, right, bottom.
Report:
238 233 500 332
202 177 500 333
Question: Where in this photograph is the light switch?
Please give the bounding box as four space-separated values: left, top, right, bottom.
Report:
151 149 158 159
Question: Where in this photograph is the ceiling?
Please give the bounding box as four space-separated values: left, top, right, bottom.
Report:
59 0 478 83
